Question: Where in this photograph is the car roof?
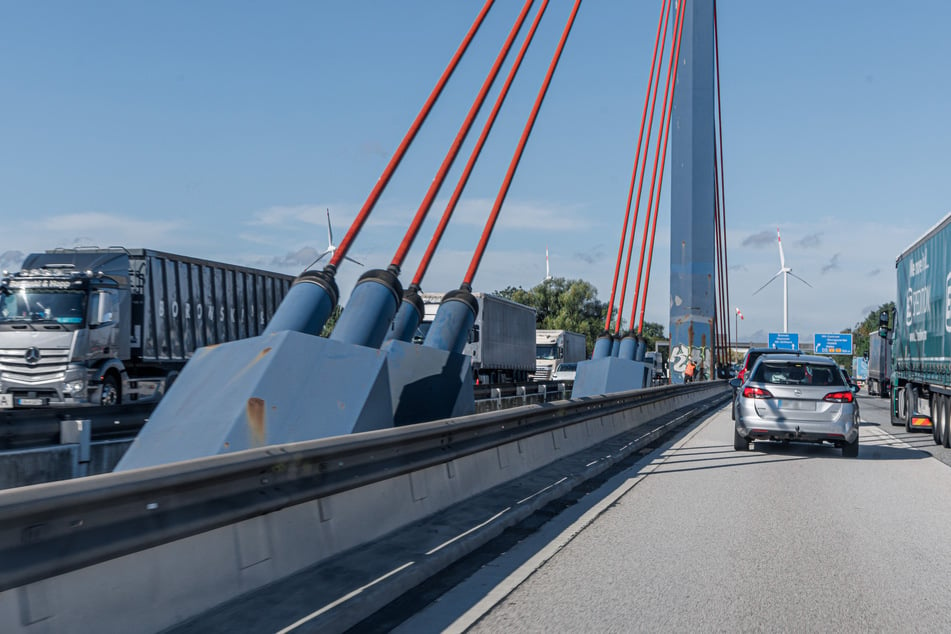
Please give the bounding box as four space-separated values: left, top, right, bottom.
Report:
745 347 803 355
752 353 837 366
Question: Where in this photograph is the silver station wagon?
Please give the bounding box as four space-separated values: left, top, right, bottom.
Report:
730 354 860 457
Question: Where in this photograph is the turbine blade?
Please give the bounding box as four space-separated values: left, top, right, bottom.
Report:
776 228 786 269
345 255 364 267
789 271 813 288
752 271 783 296
326 209 334 247
314 249 332 263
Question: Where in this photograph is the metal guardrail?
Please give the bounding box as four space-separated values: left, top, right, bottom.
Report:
0 381 722 593
0 402 153 450
0 384 565 451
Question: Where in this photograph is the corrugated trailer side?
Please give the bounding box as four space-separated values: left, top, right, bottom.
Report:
466 293 536 381
891 212 951 432
134 250 293 365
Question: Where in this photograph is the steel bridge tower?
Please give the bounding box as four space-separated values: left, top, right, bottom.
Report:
669 0 716 383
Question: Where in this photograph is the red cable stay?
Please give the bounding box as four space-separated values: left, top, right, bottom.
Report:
463 0 582 288
327 0 495 272
632 0 686 334
613 0 677 335
412 0 551 288
603 0 673 333
389 0 536 273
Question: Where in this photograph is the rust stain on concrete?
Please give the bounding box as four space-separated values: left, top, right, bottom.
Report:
247 397 266 446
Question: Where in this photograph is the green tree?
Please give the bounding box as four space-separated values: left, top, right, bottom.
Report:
320 304 343 338
496 277 665 355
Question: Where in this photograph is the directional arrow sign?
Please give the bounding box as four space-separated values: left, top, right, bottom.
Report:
814 333 853 355
768 332 799 350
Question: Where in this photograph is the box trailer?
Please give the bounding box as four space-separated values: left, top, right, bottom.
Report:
887 212 951 443
417 292 536 384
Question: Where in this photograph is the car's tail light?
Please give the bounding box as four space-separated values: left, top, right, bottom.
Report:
823 391 854 403
742 386 773 399
738 369 746 381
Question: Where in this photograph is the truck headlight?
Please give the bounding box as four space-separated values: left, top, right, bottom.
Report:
67 380 86 394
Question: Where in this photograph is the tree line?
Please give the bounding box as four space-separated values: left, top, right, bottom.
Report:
496 277 665 355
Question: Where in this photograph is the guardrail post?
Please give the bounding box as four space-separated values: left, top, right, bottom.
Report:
60 419 91 478
516 385 526 405
491 388 502 410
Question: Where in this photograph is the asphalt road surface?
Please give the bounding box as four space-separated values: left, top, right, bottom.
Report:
395 393 951 633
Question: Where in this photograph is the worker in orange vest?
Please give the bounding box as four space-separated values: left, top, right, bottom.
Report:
684 359 696 382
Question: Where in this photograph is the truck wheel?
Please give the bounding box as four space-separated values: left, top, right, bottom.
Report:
892 387 905 426
933 396 943 444
942 395 951 449
100 374 121 406
905 387 916 433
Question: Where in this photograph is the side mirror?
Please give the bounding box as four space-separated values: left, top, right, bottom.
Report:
729 378 742 389
90 290 115 327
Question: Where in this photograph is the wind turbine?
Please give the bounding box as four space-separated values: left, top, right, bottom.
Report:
545 246 552 280
752 228 811 333
315 209 362 266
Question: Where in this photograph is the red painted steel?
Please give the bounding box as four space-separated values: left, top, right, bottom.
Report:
390 0 536 271
412 1 551 287
635 0 686 333
328 0 495 271
463 0 582 287
604 0 672 332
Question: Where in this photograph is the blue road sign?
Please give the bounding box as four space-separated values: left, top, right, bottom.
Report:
814 333 853 355
768 332 800 350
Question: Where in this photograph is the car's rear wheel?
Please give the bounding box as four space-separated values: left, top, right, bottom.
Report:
842 436 859 458
733 426 749 451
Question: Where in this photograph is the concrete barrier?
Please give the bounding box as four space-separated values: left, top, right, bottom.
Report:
0 383 727 633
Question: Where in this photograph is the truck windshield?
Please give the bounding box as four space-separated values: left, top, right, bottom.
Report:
0 290 87 325
536 345 557 360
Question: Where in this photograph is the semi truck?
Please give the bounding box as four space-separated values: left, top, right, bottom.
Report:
0 247 293 409
886 212 951 443
851 356 868 388
867 332 891 398
417 292 536 384
534 329 587 381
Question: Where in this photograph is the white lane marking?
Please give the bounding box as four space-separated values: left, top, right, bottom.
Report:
276 562 415 633
426 507 513 556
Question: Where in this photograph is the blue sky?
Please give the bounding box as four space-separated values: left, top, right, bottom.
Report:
1 1 949 343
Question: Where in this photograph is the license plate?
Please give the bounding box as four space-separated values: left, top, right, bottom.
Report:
16 398 44 406
777 400 816 411
0 394 12 408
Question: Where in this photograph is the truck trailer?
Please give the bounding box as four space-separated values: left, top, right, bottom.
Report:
887 212 951 443
0 248 293 409
851 356 868 388
417 292 536 384
534 329 587 381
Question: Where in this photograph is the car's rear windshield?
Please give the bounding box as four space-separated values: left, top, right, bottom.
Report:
752 361 845 387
